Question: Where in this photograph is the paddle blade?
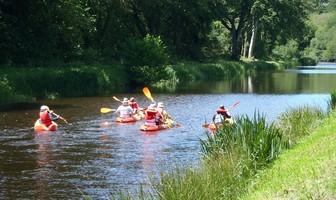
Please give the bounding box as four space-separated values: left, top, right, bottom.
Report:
100 108 115 113
142 87 154 102
202 123 210 128
113 96 123 103
176 123 182 128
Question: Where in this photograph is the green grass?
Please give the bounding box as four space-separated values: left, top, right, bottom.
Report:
0 64 127 103
117 107 329 199
276 105 325 145
243 111 336 199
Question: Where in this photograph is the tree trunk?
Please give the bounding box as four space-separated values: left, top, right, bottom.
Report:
248 18 258 59
231 29 240 60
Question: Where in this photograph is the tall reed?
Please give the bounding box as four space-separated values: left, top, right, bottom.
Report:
145 113 287 199
276 105 325 145
200 112 286 168
330 91 336 110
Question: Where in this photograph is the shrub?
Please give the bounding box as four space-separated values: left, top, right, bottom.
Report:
120 34 170 85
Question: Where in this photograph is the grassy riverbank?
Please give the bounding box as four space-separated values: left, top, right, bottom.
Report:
243 110 336 199
0 59 292 104
116 104 334 199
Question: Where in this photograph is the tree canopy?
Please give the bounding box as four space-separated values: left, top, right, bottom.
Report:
0 0 334 66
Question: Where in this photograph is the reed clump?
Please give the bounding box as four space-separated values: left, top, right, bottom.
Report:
127 107 326 199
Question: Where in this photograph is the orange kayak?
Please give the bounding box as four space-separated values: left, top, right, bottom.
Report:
116 116 137 123
140 119 175 131
34 119 58 132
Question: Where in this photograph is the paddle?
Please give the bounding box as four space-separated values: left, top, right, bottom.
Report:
113 96 123 103
100 108 116 114
142 87 154 102
51 112 69 124
202 101 240 128
142 87 182 127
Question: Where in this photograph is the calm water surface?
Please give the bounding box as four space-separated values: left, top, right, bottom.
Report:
1 65 335 199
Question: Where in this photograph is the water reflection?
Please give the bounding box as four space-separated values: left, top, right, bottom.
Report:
173 70 336 94
35 133 54 200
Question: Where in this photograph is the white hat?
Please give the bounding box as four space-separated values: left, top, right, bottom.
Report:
158 102 164 108
40 105 49 112
149 104 156 110
122 98 129 105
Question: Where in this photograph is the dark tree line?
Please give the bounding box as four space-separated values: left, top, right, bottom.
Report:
0 0 333 67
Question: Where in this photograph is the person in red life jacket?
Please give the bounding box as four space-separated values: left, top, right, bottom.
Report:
115 98 133 119
145 104 160 126
156 102 173 124
212 105 231 125
129 97 141 114
39 105 60 127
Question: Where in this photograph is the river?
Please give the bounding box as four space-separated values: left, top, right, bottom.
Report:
1 63 336 199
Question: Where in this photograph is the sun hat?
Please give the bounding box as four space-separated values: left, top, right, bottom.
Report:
130 97 135 102
158 102 164 108
149 104 156 110
219 105 225 109
40 105 49 112
122 98 129 105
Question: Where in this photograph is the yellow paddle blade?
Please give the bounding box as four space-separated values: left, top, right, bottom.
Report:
113 96 123 103
100 108 115 113
142 87 154 102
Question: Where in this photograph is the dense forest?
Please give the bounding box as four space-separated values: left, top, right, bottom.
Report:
0 0 335 67
0 0 336 103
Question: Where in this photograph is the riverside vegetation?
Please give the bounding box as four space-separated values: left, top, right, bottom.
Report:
0 59 287 105
110 94 335 199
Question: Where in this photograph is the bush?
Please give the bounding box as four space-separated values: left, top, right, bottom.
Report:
298 56 318 66
120 34 170 85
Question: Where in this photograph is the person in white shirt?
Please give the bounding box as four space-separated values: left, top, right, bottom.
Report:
115 98 133 118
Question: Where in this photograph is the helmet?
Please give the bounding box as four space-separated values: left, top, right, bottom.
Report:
40 105 49 112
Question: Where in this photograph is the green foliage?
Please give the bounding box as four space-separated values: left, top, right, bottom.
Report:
171 61 256 82
244 110 336 199
0 65 125 102
298 56 318 66
202 21 231 59
330 91 336 110
200 113 286 169
276 105 325 145
120 34 170 85
304 12 336 61
271 40 300 60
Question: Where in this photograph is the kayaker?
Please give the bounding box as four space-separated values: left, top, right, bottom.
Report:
212 105 231 125
145 104 160 126
115 98 133 119
129 97 141 114
39 105 60 127
156 102 173 124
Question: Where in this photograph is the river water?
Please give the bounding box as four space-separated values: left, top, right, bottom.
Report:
1 63 336 199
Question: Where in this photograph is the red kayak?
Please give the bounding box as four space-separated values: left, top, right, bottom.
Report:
140 119 175 131
34 119 58 132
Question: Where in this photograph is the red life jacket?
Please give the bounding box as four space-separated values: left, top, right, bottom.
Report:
145 110 157 120
216 109 227 114
129 101 138 109
40 110 52 126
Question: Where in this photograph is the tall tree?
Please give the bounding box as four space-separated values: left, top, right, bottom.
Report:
209 0 310 60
